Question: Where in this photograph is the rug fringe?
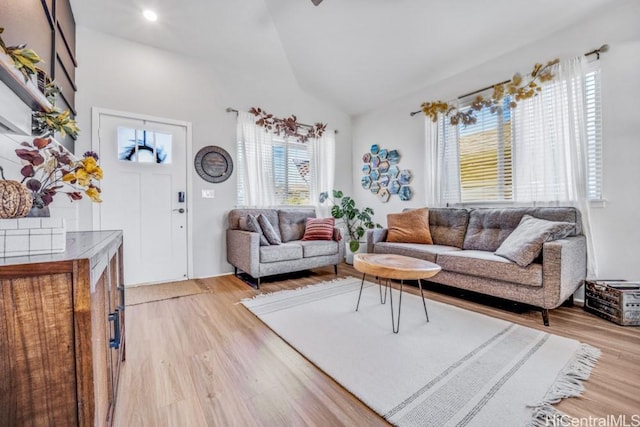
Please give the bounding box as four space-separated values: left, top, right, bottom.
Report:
527 343 601 427
239 276 360 304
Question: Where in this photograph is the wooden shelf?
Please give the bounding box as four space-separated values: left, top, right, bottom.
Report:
0 52 52 112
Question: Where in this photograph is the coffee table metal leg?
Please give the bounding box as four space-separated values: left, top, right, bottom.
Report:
417 279 429 322
356 273 366 311
390 279 404 333
379 277 388 304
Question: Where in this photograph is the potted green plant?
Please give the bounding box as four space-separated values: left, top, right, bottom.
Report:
320 189 381 263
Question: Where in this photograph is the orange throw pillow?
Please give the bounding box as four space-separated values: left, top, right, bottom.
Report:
386 208 433 244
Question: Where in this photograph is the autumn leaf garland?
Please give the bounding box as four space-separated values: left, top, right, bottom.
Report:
420 58 560 126
249 107 327 143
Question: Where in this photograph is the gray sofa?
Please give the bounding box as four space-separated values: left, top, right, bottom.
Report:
366 207 587 325
227 208 344 288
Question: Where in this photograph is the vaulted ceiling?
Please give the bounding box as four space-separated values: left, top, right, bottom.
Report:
70 0 617 115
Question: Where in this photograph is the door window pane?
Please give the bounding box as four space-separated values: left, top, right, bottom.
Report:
118 127 172 164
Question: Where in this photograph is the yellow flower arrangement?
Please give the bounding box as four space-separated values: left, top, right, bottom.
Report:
16 137 103 207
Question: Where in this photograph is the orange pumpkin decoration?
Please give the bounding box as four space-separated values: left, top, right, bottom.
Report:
0 166 33 219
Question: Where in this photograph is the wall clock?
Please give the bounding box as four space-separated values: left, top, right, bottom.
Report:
194 146 233 183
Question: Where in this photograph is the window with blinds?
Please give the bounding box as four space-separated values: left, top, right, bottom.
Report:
272 139 311 205
456 97 513 202
585 65 602 200
438 63 602 203
237 138 312 206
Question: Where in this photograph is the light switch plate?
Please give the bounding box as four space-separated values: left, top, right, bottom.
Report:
201 189 215 198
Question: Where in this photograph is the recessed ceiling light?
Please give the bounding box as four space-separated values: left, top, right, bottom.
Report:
143 9 158 22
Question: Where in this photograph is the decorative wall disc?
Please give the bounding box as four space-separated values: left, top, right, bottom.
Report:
194 146 233 183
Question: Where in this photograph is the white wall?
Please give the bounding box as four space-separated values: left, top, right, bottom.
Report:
74 27 352 279
352 1 640 280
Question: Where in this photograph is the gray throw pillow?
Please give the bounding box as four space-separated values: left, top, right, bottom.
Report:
245 214 270 246
494 215 574 267
278 209 316 242
258 214 282 245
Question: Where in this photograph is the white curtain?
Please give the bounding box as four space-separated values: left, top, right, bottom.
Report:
424 116 441 207
425 113 461 207
309 129 336 217
236 111 277 206
511 56 597 276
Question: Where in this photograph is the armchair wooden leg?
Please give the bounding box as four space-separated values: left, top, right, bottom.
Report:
334 264 338 275
542 309 549 326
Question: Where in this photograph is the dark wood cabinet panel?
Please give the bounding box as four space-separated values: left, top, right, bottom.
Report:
41 0 54 25
54 0 76 61
0 0 77 149
0 0 54 76
0 231 125 427
55 52 76 110
55 30 76 83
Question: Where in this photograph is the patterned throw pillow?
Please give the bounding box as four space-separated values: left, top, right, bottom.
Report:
495 215 575 267
302 217 335 241
258 214 282 245
386 208 433 244
244 214 270 246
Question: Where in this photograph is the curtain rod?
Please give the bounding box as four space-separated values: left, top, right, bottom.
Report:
409 44 609 117
226 107 338 134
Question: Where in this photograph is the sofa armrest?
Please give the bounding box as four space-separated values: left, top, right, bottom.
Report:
541 235 587 308
226 229 260 277
334 227 345 260
366 228 388 253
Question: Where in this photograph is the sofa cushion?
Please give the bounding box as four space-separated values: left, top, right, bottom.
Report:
387 208 433 244
374 242 460 263
429 208 469 248
437 250 543 287
229 209 281 239
279 209 316 242
259 243 303 263
302 217 335 241
296 240 339 257
463 207 581 251
245 214 270 246
494 215 574 267
258 214 282 245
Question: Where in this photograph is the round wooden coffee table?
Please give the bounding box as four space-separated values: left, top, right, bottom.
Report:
353 253 441 333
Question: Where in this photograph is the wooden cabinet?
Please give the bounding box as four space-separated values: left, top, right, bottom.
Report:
0 230 125 426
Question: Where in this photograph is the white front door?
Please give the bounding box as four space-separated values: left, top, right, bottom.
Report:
97 112 189 286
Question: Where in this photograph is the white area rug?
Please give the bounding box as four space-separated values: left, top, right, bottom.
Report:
242 277 600 427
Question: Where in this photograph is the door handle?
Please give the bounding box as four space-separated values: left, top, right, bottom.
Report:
173 208 185 213
109 310 121 349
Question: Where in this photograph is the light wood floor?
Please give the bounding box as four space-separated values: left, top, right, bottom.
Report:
114 264 640 426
